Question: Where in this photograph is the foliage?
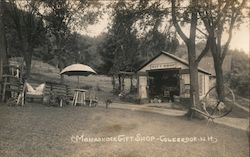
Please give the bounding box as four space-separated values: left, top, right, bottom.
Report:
40 0 102 70
98 1 142 74
3 0 46 77
98 0 179 75
170 0 212 114
225 50 250 98
198 0 247 101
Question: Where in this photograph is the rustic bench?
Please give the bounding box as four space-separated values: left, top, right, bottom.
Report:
42 81 74 107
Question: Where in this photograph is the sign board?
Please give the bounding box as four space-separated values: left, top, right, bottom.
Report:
150 62 176 70
138 76 148 98
139 76 147 86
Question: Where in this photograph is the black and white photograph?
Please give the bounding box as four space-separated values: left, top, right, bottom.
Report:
0 0 249 157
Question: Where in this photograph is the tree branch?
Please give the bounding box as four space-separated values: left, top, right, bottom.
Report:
195 36 210 64
214 1 231 26
171 0 189 44
198 10 212 34
220 14 236 61
221 0 247 61
196 27 208 37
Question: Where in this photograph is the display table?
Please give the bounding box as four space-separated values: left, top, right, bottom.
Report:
72 89 88 106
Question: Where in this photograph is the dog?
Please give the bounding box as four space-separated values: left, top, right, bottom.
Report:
105 99 112 109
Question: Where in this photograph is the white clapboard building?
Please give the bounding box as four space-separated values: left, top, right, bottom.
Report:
136 51 212 103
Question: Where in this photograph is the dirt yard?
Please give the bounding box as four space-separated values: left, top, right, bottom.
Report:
0 103 249 157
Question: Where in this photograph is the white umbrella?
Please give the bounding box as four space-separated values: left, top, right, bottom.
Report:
60 64 97 87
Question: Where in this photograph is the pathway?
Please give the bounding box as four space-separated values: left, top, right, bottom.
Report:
99 102 249 131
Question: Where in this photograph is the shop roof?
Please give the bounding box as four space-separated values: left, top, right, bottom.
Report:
136 51 212 75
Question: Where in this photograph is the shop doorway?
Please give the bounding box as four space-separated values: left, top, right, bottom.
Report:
148 69 180 102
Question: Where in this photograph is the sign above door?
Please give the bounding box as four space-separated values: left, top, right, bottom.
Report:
150 62 177 70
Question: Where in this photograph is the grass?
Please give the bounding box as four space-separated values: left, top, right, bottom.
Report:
26 59 250 120
0 60 249 157
29 60 135 103
0 104 249 157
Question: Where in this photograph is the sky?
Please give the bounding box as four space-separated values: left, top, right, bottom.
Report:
229 22 249 54
16 0 250 55
82 14 250 56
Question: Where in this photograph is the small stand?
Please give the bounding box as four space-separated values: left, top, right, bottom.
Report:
72 89 87 106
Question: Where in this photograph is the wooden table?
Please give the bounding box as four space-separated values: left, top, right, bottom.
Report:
72 89 88 106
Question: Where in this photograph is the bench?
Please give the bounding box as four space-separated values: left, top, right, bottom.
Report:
25 82 45 102
24 81 98 107
24 81 73 106
42 81 74 107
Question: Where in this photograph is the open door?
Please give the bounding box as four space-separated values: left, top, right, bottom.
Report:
148 69 180 102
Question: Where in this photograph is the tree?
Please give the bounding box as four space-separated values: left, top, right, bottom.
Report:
198 0 247 101
42 0 72 72
135 0 179 59
171 0 211 117
0 0 8 82
99 0 181 93
225 50 250 98
41 0 101 81
102 0 211 108
76 34 104 70
99 0 179 74
3 0 46 77
139 30 179 59
99 0 142 75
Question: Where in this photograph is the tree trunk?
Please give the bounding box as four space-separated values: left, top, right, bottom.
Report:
0 58 4 81
189 64 199 106
112 75 115 91
210 38 225 102
57 55 65 83
0 0 7 100
186 44 200 118
58 65 64 83
0 0 7 81
186 66 200 117
186 1 200 118
118 74 121 92
21 40 33 79
122 76 125 92
24 54 32 78
213 55 225 102
0 41 6 81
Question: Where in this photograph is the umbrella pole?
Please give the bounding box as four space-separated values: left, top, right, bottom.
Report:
77 76 80 88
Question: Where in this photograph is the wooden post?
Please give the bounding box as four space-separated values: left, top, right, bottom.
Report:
130 75 133 92
72 92 76 106
59 99 62 107
77 76 79 88
74 91 78 106
122 76 125 92
112 75 115 91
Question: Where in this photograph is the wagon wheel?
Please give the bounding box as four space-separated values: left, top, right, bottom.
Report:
201 86 234 119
